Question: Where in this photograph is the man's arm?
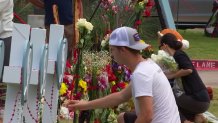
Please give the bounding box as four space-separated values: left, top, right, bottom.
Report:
66 83 132 111
28 0 44 9
135 96 153 123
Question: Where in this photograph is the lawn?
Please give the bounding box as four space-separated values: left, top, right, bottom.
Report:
179 29 218 60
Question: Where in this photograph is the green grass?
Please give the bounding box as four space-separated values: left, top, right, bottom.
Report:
179 29 218 60
145 29 218 60
208 88 218 117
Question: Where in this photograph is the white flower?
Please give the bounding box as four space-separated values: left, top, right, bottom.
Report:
182 39 189 49
85 21 94 32
101 40 107 47
60 106 70 119
76 18 94 32
158 50 170 58
151 54 158 61
80 39 84 45
76 18 87 28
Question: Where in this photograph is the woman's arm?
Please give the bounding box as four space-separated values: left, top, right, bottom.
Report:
165 68 193 79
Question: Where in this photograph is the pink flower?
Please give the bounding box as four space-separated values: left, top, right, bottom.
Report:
112 5 118 14
108 0 114 4
69 111 74 118
124 6 129 11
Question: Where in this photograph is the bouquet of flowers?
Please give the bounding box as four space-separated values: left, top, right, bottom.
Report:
151 50 184 97
151 50 177 72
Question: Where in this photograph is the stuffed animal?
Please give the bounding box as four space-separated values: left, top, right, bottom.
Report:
158 29 189 49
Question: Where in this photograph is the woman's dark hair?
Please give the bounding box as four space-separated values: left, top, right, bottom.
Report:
160 33 183 50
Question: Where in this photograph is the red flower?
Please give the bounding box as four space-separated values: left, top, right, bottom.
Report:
68 80 75 90
94 119 101 123
64 72 70 75
135 20 142 26
108 73 117 82
146 0 154 7
73 92 82 100
117 82 126 89
105 64 117 82
207 86 213 100
63 76 70 85
73 49 79 64
105 29 112 35
143 9 151 17
111 85 118 93
66 60 72 68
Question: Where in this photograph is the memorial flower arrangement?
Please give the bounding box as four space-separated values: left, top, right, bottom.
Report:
57 20 133 120
59 50 133 122
57 12 154 121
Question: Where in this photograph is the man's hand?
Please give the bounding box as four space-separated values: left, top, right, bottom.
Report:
64 100 89 111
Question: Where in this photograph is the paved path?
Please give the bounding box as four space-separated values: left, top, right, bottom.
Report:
198 70 218 88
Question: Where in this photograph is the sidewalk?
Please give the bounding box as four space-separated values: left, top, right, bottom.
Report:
198 70 218 88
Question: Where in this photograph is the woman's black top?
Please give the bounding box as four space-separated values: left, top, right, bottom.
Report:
173 50 210 102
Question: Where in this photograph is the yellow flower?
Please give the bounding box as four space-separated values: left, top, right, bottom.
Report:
139 1 144 6
111 81 116 86
59 83 68 96
79 79 87 92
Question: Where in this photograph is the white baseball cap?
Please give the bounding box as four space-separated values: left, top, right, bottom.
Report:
109 27 149 50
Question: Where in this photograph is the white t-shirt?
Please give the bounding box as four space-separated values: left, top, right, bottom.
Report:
131 59 181 123
0 0 13 38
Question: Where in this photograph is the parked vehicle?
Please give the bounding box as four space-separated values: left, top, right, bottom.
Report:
168 0 214 29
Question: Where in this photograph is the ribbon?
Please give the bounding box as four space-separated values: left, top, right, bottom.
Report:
0 41 5 80
56 38 68 88
39 44 48 97
21 41 33 105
